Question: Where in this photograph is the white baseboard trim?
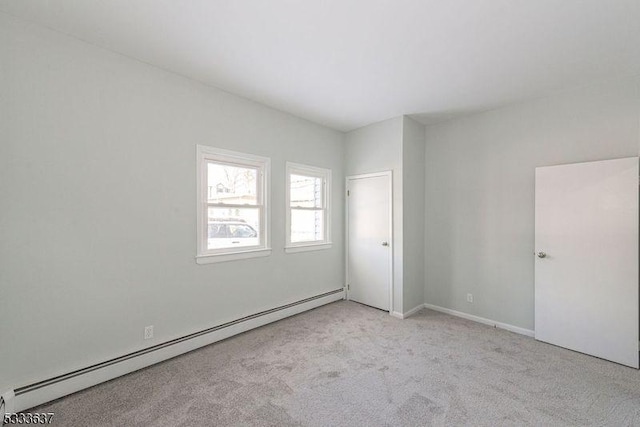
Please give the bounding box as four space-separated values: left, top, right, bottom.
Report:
403 304 426 319
423 303 535 337
390 304 426 320
13 289 344 412
1 390 16 414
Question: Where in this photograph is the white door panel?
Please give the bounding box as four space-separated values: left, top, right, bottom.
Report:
347 173 392 311
535 157 638 368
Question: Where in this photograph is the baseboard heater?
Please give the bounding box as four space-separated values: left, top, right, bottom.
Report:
9 288 345 412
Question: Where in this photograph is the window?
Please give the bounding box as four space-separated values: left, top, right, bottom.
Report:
285 162 331 253
196 146 270 263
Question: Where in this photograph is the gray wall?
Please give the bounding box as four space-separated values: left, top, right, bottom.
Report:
424 77 640 330
402 117 426 312
345 117 404 313
0 13 345 391
3 6 639 395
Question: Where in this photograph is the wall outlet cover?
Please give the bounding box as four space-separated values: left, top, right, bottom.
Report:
144 325 154 340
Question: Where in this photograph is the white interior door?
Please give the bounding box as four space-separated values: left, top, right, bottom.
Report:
535 157 639 368
347 172 392 311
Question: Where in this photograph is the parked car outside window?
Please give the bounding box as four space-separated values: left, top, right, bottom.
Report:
208 221 258 248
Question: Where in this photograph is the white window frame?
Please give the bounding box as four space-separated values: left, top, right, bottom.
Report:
285 162 332 253
196 145 271 264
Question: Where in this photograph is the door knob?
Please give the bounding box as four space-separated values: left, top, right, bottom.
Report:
537 251 547 258
382 242 389 246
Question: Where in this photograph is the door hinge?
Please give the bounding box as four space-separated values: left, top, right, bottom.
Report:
347 190 350 196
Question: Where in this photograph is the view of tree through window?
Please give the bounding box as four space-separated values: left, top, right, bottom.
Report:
207 162 260 249
207 163 257 204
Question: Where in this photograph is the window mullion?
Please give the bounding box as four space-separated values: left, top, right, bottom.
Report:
207 203 263 209
289 206 323 211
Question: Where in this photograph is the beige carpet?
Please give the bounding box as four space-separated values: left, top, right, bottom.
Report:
31 301 640 426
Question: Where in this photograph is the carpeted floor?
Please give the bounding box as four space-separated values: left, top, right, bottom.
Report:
31 300 640 426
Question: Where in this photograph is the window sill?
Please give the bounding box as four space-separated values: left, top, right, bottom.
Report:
196 248 272 264
285 243 332 254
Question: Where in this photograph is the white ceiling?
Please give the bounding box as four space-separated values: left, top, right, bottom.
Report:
2 1 640 131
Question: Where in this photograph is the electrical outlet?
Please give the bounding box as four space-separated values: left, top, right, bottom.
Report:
467 293 473 303
144 325 154 340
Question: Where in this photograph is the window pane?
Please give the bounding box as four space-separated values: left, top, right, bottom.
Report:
291 209 324 242
207 207 260 250
208 162 258 205
290 174 322 208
